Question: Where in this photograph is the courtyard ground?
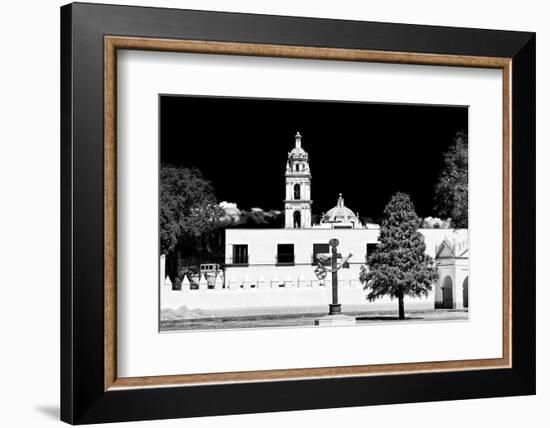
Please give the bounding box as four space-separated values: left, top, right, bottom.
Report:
160 308 468 332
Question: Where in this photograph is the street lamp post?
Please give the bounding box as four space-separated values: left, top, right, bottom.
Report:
313 238 356 326
329 238 342 315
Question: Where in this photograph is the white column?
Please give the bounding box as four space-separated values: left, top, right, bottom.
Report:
225 244 232 264
198 274 208 291
454 263 467 309
181 275 191 292
228 277 238 290
214 274 223 290
284 275 294 288
160 254 166 288
257 276 266 289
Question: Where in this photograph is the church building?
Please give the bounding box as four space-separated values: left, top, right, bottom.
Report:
161 133 469 314
223 133 468 307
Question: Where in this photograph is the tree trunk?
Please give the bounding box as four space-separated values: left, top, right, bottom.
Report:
398 295 405 320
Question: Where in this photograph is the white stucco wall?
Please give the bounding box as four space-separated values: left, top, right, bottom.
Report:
224 227 467 284
160 228 468 313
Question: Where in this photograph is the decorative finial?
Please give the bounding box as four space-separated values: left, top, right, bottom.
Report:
295 132 302 149
337 193 344 207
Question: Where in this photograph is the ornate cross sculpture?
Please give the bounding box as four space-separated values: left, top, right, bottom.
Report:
314 238 352 315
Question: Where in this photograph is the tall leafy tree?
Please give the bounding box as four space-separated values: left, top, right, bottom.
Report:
360 192 438 319
160 166 224 284
434 131 468 228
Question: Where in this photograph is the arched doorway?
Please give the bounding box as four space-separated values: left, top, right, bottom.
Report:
462 277 469 308
294 183 301 199
441 275 453 309
293 210 301 228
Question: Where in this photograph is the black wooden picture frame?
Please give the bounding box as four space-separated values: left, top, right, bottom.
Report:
61 2 535 424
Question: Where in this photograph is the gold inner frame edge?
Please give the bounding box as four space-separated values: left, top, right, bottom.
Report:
103 36 512 391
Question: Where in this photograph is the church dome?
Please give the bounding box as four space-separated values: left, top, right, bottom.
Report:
288 132 308 159
322 194 361 226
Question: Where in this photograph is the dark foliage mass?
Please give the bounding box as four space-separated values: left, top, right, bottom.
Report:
434 131 468 228
160 166 225 285
360 192 438 319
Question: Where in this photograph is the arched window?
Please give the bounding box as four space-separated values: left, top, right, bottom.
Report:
462 277 469 308
295 163 300 171
442 275 453 309
293 210 301 228
293 184 301 199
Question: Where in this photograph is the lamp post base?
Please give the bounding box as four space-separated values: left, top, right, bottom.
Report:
329 303 341 315
314 314 356 327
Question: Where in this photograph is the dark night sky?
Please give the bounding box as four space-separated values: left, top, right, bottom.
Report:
160 95 467 222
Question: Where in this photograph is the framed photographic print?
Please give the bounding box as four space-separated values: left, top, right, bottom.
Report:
60 2 535 424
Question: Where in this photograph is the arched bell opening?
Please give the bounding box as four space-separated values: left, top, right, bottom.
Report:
293 210 301 228
294 183 301 199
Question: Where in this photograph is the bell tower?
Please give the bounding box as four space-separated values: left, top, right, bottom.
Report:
284 132 312 228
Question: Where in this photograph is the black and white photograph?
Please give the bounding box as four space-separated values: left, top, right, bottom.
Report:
0 0 542 426
159 95 469 331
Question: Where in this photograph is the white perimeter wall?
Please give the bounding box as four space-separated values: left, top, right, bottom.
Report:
161 228 467 312
224 227 467 284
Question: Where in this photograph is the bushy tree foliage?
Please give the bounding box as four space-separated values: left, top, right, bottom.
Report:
160 166 224 284
360 192 438 319
434 131 468 228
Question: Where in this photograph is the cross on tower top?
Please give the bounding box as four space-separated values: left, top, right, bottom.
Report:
295 132 302 149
